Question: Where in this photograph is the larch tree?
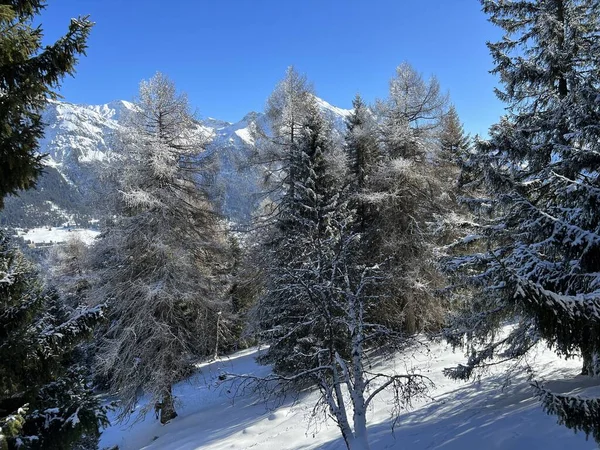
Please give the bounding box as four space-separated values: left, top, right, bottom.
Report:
0 0 92 207
45 235 91 310
91 73 229 424
442 0 600 441
378 62 448 160
265 65 314 148
353 63 450 335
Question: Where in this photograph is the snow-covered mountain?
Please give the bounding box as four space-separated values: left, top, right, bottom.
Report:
1 97 352 228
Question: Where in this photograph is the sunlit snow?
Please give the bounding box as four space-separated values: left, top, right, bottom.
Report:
99 338 595 450
234 127 254 145
15 227 100 245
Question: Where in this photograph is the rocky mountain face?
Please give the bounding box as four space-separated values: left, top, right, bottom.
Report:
0 98 351 228
1 100 127 228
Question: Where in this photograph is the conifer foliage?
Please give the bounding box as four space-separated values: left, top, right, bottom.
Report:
345 95 380 207
378 62 447 160
0 0 92 207
0 234 106 450
92 73 229 424
438 105 470 168
0 2 102 448
444 0 600 440
251 65 315 212
358 64 450 334
256 78 347 376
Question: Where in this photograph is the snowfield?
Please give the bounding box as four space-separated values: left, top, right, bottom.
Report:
99 340 599 450
14 227 100 245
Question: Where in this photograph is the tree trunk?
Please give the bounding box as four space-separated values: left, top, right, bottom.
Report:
404 302 416 335
160 385 177 424
581 350 600 377
352 408 371 450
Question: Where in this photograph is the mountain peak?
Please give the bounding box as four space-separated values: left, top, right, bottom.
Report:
313 95 352 118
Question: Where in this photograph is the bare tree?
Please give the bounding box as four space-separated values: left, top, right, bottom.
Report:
248 215 431 450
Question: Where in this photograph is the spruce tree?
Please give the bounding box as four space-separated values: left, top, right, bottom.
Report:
0 234 106 450
250 66 460 449
256 97 348 375
0 3 98 447
443 0 600 440
254 87 435 450
251 65 315 218
345 95 380 193
0 0 92 207
438 105 470 167
345 94 380 235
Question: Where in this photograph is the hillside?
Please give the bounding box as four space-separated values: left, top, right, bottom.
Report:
99 339 598 450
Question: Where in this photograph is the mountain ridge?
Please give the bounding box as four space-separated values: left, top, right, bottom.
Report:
1 97 352 228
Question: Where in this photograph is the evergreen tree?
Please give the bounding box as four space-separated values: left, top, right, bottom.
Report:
91 73 229 424
434 105 471 219
225 235 261 351
0 4 98 447
0 0 92 207
256 97 348 375
443 0 600 440
251 65 315 219
345 95 380 193
438 105 470 168
0 234 106 450
345 94 381 235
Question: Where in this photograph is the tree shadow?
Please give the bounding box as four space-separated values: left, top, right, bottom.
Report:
311 364 598 450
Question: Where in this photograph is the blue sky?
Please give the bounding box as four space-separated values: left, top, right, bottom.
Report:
40 0 505 136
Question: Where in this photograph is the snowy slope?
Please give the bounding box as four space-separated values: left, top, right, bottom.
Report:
14 227 100 245
99 340 598 450
41 99 126 170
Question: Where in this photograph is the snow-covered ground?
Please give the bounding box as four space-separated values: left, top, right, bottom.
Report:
14 227 100 245
99 340 600 450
